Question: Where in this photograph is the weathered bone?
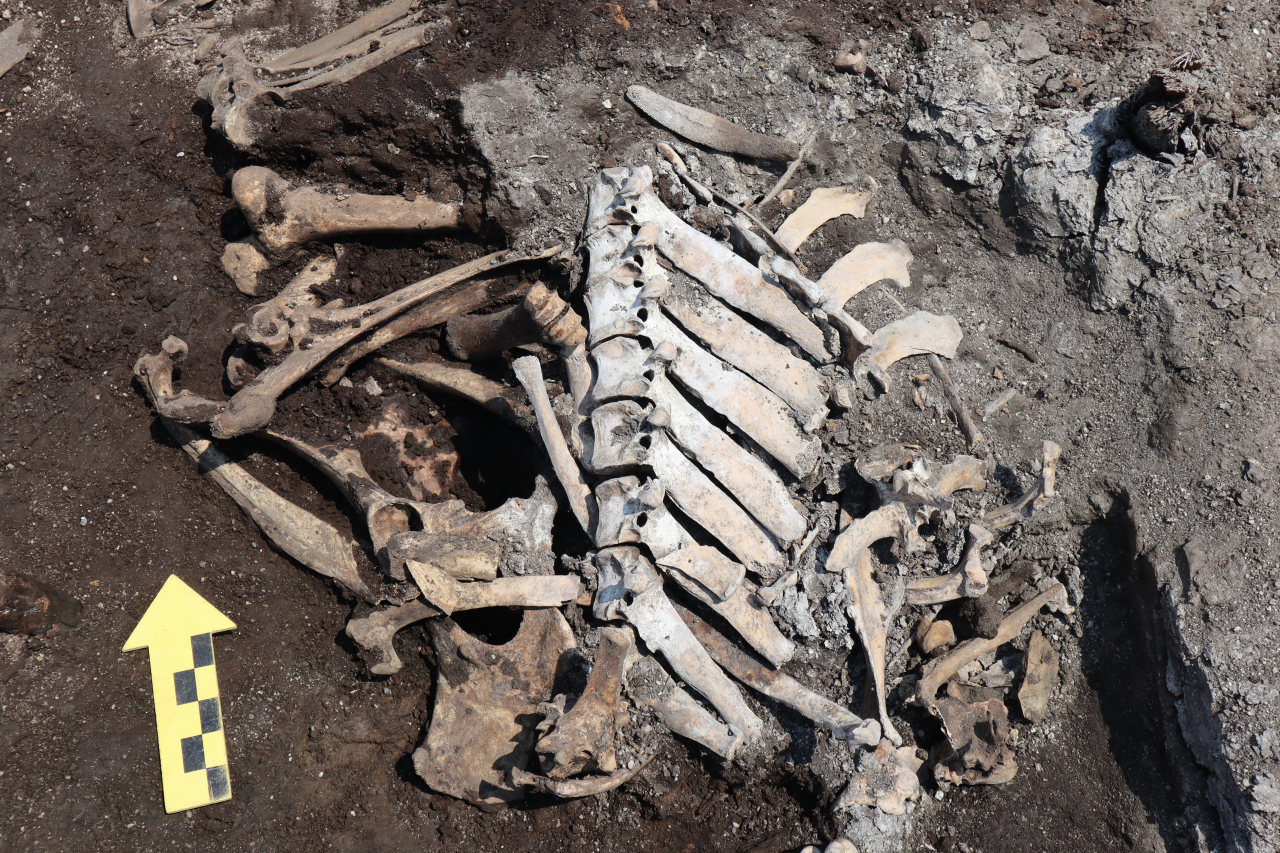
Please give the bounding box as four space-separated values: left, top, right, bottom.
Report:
414 609 575 806
232 166 465 259
932 693 1018 788
0 567 81 635
916 582 1068 709
135 345 375 602
774 181 877 253
377 357 529 426
905 524 993 606
626 653 740 758
221 241 270 296
345 599 438 675
1017 630 1059 723
263 0 418 70
406 559 581 616
817 240 913 307
769 256 874 360
833 740 924 816
681 610 880 746
213 246 559 438
984 441 1062 529
959 559 1040 640
511 756 652 799
357 402 457 502
927 354 985 452
626 85 801 162
446 282 587 361
852 311 963 396
932 455 988 497
536 626 634 778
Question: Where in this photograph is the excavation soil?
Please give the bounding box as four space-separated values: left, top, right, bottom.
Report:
1 0 1275 852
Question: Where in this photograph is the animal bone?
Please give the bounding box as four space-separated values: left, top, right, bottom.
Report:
932 455 988 497
377 357 529 426
213 245 559 438
413 609 575 806
510 756 652 799
834 740 924 816
446 282 587 361
0 567 81 635
769 256 874 359
135 345 375 602
220 241 271 296
984 441 1062 529
345 600 438 675
232 166 466 259
959 560 1040 640
981 388 1020 421
853 311 963 396
927 354 986 452
932 694 1018 788
626 85 800 162
774 181 877 253
0 19 37 80
817 240 913 307
406 560 581 616
536 626 634 778
749 125 821 211
263 0 418 70
357 402 458 502
626 653 740 757
681 610 880 746
916 582 1068 709
595 547 763 751
915 617 957 656
1017 630 1059 723
905 524 993 606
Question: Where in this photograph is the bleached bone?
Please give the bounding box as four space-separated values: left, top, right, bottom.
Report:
345 599 438 675
134 346 374 602
447 282 587 361
817 240 913 307
594 478 795 667
682 610 881 746
852 311 963 396
915 616 956 656
591 334 820 480
932 455 987 497
406 559 581 617
915 582 1068 709
854 443 921 485
221 241 270 296
377 357 530 426
626 653 739 758
537 626 634 777
774 181 877 253
263 0 418 70
982 388 1019 421
589 399 785 573
595 547 763 750
232 166 465 259
654 141 712 203
587 167 828 361
213 245 559 438
932 694 1018 787
905 524 993 606
1017 630 1059 723
769 257 874 360
586 337 804 541
512 355 598 538
984 441 1062 529
626 85 800 162
833 741 924 816
928 354 985 452
511 757 652 799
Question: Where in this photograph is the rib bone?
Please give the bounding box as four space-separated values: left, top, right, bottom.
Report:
345 600 438 675
852 311 963 396
817 239 913 306
626 86 800 162
377 357 530 426
511 759 651 799
774 181 877 253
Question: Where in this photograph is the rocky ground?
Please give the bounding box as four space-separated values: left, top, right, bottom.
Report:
1 0 1278 852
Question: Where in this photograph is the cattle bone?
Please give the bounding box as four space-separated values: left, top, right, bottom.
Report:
626 85 800 162
927 353 986 452
232 166 467 259
446 281 587 361
377 357 530 427
769 256 874 361
511 755 653 799
345 599 439 675
931 694 1018 788
221 241 271 296
406 559 580 617
852 311 963 397
536 626 634 778
213 245 560 438
626 653 740 758
984 441 1062 529
905 524 993 606
774 180 877 253
1017 630 1059 723
0 567 81 636
817 240 913 307
833 740 924 816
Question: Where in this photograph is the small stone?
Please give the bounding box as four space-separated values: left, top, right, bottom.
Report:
1065 76 1085 89
1246 458 1271 483
403 189 417 202
1015 26 1051 62
363 377 383 396
1044 77 1064 94
1253 775 1280 813
969 21 992 40
834 51 866 74
777 188 795 206
826 840 860 853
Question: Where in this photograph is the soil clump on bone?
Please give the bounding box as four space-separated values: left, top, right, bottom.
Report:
2 0 1279 852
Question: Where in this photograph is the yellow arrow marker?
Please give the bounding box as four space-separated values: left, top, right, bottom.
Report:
124 575 237 813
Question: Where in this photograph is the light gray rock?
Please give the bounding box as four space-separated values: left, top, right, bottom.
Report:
1014 26 1051 62
1253 775 1280 813
969 21 992 41
1011 107 1115 239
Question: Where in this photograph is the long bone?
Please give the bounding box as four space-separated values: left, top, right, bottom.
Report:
134 344 374 602
581 225 827 424
591 334 820 480
212 245 560 438
634 672 740 758
406 560 581 616
594 478 795 667
594 547 763 750
345 600 439 675
536 626 635 778
585 168 829 362
232 166 466 259
511 757 653 799
582 334 803 542
681 610 882 746
377 357 530 427
446 282 587 361
769 256 874 362
984 441 1062 530
589 399 785 574
905 524 993 605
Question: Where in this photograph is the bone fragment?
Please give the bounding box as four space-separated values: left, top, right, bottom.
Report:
655 142 713 204
345 600 439 675
749 125 820 211
681 610 880 746
927 353 985 452
0 20 37 79
916 618 956 656
626 85 800 162
982 388 1019 421
854 443 920 484
511 755 653 798
916 582 1067 708
0 567 81 635
414 609 575 805
853 311 963 396
834 740 924 816
537 626 634 777
378 357 529 426
263 0 417 70
596 547 762 750
774 181 877 253
232 166 465 259
959 559 1040 640
932 455 987 498
447 282 587 361
932 694 1018 788
769 256 874 359
817 240 913 307
221 241 270 296
214 246 558 438
626 653 739 757
905 524 992 605
984 441 1062 530
1017 630 1059 723
135 346 375 601
406 560 580 616
513 355 597 538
